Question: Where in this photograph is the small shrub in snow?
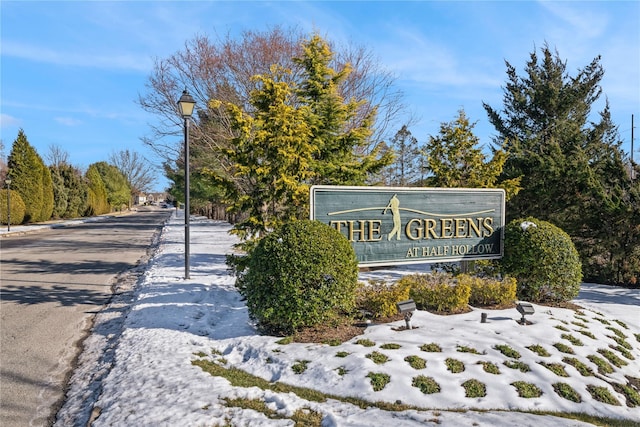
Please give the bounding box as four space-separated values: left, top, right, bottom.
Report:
500 217 582 303
366 372 390 391
412 375 440 394
235 220 358 334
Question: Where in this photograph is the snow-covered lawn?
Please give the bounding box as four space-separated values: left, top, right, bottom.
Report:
57 213 640 426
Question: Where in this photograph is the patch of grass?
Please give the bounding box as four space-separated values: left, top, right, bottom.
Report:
561 333 583 346
323 338 342 346
608 334 633 350
554 324 570 332
366 372 390 391
562 357 594 377
613 319 628 329
462 379 486 398
291 408 324 426
356 338 376 347
598 348 628 367
412 375 441 394
511 381 543 398
607 326 627 339
504 360 530 372
404 355 427 370
193 351 208 358
292 360 310 374
587 354 614 374
335 351 350 358
494 344 521 359
420 342 442 352
526 344 550 357
380 343 401 350
612 382 640 407
478 361 500 374
586 385 621 406
457 345 483 354
594 317 611 325
224 397 324 426
538 362 569 377
366 351 390 365
635 333 640 343
553 383 582 403
571 321 589 329
276 336 294 345
577 329 596 339
610 345 635 361
445 358 465 373
336 366 348 376
553 342 575 354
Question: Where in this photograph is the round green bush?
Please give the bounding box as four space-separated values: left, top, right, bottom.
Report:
501 217 582 303
0 189 26 225
238 220 359 334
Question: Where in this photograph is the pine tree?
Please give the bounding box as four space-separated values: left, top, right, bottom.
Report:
7 130 45 223
386 125 421 186
215 65 314 239
294 34 392 185
423 110 521 199
93 161 131 210
39 161 54 222
85 164 110 215
484 45 639 283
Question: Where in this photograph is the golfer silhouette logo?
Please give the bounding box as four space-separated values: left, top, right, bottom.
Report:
383 194 401 240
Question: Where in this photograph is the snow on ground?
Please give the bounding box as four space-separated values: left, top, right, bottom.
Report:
55 212 639 426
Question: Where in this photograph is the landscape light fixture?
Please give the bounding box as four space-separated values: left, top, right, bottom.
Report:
516 302 535 325
177 89 196 279
396 299 417 329
5 178 11 232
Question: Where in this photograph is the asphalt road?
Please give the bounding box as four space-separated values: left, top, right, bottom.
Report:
0 207 172 427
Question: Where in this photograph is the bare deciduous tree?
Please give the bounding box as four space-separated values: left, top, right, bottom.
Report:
138 26 408 169
108 149 157 194
45 144 70 168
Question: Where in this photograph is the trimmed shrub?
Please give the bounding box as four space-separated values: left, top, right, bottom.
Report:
0 189 26 225
400 272 470 313
462 274 517 306
500 217 582 303
235 220 358 334
355 279 411 318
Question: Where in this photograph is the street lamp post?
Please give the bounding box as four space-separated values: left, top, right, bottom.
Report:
5 178 11 232
177 89 196 279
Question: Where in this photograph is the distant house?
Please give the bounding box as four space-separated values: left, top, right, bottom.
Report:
135 193 147 205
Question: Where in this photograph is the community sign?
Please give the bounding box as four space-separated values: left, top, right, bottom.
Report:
310 186 505 267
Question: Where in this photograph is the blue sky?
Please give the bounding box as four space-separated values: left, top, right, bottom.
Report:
1 1 639 192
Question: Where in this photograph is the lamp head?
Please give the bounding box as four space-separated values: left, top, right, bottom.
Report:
177 89 196 118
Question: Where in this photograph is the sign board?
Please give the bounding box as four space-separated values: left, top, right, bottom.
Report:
310 185 505 267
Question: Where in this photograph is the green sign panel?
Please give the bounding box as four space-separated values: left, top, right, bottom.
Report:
310 185 505 266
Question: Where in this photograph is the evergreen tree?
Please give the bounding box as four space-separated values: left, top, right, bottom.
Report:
50 166 69 219
294 34 392 185
483 45 639 283
85 164 110 215
93 161 130 210
40 161 54 222
423 110 521 199
386 125 421 186
7 130 45 223
60 164 88 218
214 65 314 239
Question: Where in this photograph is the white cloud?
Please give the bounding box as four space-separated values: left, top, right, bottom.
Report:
0 113 21 128
1 41 152 72
55 117 83 127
